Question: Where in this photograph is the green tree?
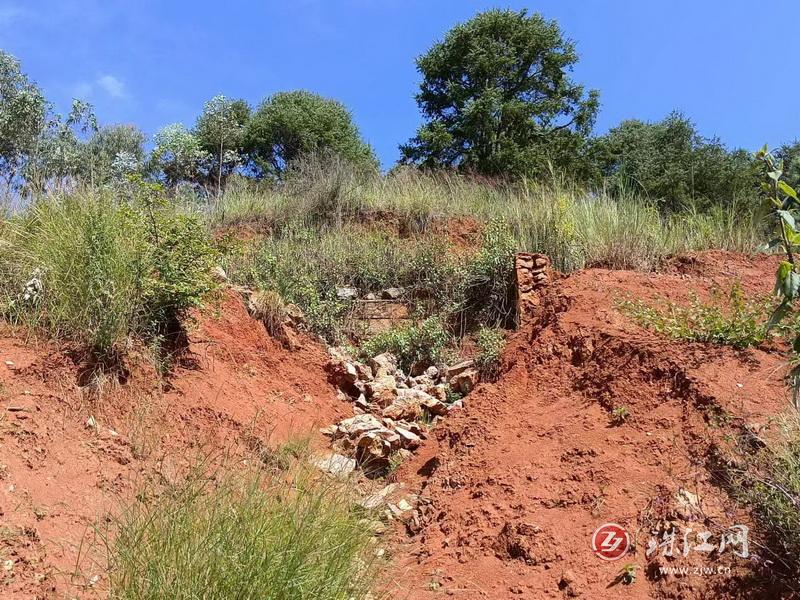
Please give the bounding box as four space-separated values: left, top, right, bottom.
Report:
24 99 98 194
399 9 599 179
194 95 250 195
150 123 210 188
244 90 377 178
0 51 47 194
593 112 757 212
82 123 146 184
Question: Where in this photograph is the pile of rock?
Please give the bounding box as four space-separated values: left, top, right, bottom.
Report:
321 349 479 476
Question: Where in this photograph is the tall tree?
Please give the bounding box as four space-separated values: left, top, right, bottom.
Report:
244 90 377 178
194 95 250 195
150 124 209 188
0 51 47 194
399 9 599 179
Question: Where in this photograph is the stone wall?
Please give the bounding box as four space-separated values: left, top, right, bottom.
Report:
515 253 550 326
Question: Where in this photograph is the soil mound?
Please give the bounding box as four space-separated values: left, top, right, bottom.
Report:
0 289 348 598
392 252 787 599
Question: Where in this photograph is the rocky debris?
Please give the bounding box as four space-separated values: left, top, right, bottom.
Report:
450 368 479 395
336 287 359 301
311 453 356 477
320 349 479 476
381 287 405 299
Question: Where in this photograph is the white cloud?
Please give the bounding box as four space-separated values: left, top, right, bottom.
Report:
96 74 126 99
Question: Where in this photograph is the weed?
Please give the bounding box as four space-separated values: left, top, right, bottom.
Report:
610 406 630 425
105 459 377 599
618 283 771 349
726 413 800 584
361 317 450 373
474 326 506 379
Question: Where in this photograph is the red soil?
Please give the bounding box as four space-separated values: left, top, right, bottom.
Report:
0 251 792 599
390 251 789 599
0 290 349 599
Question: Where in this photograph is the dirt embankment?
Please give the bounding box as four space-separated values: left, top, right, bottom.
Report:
0 251 791 599
390 251 789 599
0 290 349 599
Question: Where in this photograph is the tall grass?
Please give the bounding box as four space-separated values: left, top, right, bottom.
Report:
106 461 378 600
211 158 765 274
0 187 217 362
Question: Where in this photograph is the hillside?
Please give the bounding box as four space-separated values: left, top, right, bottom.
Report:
0 250 794 598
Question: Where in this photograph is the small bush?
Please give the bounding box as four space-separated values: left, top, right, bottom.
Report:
456 220 517 330
618 283 770 349
361 317 449 372
106 462 377 600
0 187 217 362
474 326 505 379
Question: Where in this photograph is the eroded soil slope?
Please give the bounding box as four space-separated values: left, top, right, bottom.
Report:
391 252 787 599
0 290 349 599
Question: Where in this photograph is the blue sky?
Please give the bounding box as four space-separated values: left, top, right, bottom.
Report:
1 0 798 168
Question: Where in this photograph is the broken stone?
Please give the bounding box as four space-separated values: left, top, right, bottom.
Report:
336 287 359 300
365 375 398 407
311 453 356 477
382 397 422 421
359 483 399 509
369 353 398 378
211 265 228 283
336 414 384 438
450 368 479 395
443 360 474 380
394 425 422 449
381 287 405 300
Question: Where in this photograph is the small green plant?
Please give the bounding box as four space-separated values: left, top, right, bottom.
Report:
610 406 630 425
757 147 800 405
619 563 638 585
474 326 506 379
618 283 771 349
105 461 377 599
361 316 449 373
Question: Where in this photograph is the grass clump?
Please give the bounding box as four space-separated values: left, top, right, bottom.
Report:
618 283 770 349
727 414 800 585
361 316 450 373
0 185 217 364
106 461 377 600
474 326 506 379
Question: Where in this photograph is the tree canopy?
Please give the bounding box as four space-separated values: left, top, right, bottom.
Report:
592 112 757 211
244 90 377 178
399 9 599 179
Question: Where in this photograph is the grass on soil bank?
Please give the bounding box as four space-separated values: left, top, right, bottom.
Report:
727 413 800 589
105 457 379 600
0 183 217 366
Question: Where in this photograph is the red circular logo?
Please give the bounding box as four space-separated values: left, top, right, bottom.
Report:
591 523 630 561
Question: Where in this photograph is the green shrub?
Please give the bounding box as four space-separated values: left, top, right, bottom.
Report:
727 413 800 585
361 317 449 372
0 187 216 362
618 283 770 349
106 463 377 600
474 326 506 379
455 220 517 330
